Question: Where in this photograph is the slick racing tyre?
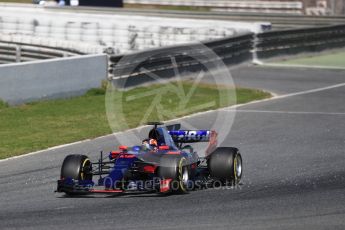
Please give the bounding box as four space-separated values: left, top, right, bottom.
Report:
61 154 92 181
208 147 242 185
159 155 190 194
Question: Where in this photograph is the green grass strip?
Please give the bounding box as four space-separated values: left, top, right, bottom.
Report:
0 81 270 159
274 51 345 68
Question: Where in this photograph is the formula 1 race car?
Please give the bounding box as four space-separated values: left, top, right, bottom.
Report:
56 122 242 195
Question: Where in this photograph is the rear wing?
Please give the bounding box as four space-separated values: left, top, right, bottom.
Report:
168 130 211 143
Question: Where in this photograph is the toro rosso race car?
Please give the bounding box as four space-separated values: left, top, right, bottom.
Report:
56 122 242 195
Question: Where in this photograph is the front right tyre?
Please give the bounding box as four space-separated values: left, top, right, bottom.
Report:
158 155 190 194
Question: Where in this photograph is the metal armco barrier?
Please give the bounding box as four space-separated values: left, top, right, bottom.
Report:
110 24 345 88
109 33 253 88
0 41 84 64
256 24 345 59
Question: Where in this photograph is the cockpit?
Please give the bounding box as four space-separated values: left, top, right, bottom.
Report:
146 127 178 150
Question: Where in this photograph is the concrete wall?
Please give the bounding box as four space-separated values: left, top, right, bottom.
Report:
0 33 105 55
0 5 269 55
0 54 107 104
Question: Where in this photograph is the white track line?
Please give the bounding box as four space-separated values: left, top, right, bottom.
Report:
1 82 345 162
0 139 91 163
225 109 345 116
261 63 345 70
273 82 345 99
229 82 345 109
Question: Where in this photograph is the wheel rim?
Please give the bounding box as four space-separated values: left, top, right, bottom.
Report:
235 155 242 178
182 166 189 186
80 158 91 180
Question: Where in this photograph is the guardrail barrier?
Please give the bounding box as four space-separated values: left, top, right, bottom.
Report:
110 24 345 88
256 24 345 59
109 33 253 88
0 41 84 64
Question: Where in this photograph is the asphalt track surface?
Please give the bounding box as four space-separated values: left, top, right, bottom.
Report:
1 66 345 230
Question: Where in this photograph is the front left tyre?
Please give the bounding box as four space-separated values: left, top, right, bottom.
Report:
61 154 92 181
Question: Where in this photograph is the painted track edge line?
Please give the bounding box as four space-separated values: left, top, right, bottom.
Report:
260 63 345 70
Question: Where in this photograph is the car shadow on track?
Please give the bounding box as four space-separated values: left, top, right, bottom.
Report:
56 192 184 198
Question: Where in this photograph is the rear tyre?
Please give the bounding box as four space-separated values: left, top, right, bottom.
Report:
61 154 92 181
208 147 242 185
159 155 190 194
